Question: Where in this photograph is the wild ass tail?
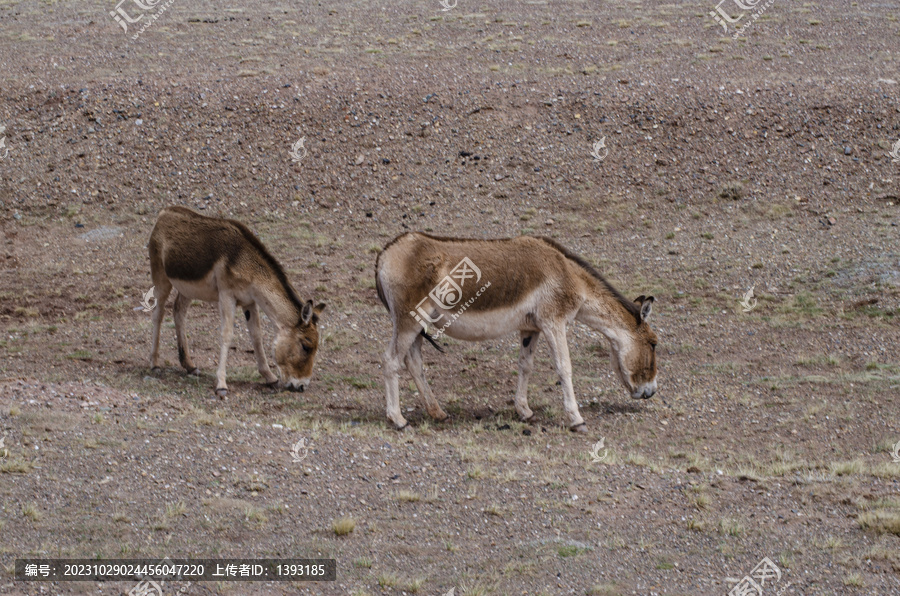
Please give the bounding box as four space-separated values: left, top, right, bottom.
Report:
420 329 445 353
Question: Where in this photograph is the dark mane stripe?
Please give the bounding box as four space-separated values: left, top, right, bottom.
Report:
229 219 304 312
536 237 642 320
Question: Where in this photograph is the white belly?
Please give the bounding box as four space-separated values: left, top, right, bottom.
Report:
429 296 542 342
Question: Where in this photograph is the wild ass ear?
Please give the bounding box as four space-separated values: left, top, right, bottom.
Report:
634 295 654 322
300 300 314 325
312 303 326 323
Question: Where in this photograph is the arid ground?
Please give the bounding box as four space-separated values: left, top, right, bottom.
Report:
1 0 899 594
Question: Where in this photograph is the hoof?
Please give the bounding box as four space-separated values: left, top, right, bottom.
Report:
570 422 588 433
188 368 200 377
215 388 228 399
430 412 449 423
396 422 410 432
521 414 536 424
264 379 281 389
150 366 162 374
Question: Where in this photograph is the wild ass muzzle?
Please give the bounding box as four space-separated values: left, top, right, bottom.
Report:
375 233 658 432
148 206 325 397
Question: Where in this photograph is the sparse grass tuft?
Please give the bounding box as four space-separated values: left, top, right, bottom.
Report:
394 490 421 503
165 501 186 518
332 516 356 536
377 572 400 588
718 518 745 537
858 510 900 535
587 584 621 596
354 557 373 569
23 503 42 522
243 506 268 524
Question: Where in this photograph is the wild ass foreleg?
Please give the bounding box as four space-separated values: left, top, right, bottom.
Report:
245 303 279 386
541 324 587 432
515 331 540 422
383 327 420 430
404 334 448 422
215 292 237 397
149 280 172 371
173 292 199 375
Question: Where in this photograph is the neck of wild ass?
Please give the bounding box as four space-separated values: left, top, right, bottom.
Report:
254 282 306 331
574 279 644 346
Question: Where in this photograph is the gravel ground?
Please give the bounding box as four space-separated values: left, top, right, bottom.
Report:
1 0 899 594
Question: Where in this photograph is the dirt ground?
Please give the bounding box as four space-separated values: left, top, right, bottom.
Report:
1 0 899 594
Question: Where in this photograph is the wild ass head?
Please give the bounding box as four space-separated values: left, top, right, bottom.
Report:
275 300 326 392
610 295 658 399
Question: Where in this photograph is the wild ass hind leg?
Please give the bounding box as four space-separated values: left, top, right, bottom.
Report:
214 292 237 398
404 333 448 422
540 324 587 432
173 292 199 376
149 278 172 372
383 325 420 431
245 303 279 387
515 331 540 422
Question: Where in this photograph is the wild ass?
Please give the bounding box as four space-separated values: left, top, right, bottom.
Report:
375 233 658 431
148 206 325 397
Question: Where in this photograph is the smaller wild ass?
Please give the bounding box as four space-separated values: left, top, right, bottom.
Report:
376 233 658 431
148 206 325 396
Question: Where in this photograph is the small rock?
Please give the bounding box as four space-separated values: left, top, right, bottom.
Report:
135 119 143 126
843 146 852 155
545 219 554 226
355 154 364 165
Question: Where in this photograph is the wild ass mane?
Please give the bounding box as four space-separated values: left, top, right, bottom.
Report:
225 219 307 319
535 237 642 321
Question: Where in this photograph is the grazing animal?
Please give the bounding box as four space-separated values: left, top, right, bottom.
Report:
148 206 325 397
375 233 658 431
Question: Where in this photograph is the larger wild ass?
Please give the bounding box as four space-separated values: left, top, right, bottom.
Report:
148 206 325 397
375 233 658 431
